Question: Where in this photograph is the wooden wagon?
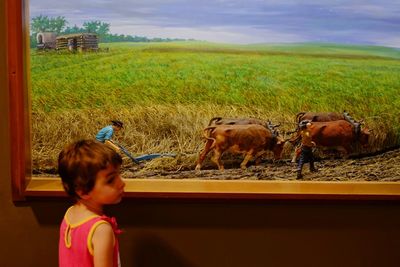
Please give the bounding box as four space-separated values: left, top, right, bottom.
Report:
36 32 57 50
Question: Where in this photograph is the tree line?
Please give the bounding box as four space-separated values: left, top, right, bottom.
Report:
30 15 190 47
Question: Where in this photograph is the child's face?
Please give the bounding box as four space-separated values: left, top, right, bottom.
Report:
87 164 125 205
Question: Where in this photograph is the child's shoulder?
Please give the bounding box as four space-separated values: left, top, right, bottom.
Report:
64 205 100 226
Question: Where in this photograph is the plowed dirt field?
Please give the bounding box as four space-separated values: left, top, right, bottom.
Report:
122 147 400 182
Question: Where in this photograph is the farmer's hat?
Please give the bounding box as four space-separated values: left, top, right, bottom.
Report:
111 120 124 128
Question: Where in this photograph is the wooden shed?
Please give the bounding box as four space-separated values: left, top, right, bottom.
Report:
36 32 57 49
56 33 98 52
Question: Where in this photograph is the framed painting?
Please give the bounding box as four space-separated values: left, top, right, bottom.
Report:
7 0 400 200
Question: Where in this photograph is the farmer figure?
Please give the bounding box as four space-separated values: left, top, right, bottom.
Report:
297 120 318 179
95 120 123 152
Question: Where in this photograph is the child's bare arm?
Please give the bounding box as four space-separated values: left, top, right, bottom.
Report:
92 223 115 267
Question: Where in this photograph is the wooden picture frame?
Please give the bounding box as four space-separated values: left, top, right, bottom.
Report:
8 0 400 201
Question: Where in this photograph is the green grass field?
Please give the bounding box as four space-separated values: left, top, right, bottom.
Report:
30 42 400 171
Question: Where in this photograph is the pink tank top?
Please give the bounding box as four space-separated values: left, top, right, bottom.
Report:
59 210 122 267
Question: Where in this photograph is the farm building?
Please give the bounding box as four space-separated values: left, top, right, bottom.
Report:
36 32 57 50
56 33 98 52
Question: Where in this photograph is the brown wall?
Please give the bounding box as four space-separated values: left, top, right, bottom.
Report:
2 3 400 267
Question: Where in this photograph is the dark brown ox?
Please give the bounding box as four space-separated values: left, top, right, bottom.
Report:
305 120 370 156
295 112 345 123
208 117 266 126
195 124 286 171
290 112 361 161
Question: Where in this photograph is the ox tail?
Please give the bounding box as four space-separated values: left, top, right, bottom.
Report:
295 112 306 124
202 126 217 150
208 117 222 126
203 126 216 140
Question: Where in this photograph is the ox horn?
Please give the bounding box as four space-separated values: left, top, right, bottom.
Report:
272 123 281 128
267 120 281 128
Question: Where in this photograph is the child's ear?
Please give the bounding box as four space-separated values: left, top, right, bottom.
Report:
76 189 90 200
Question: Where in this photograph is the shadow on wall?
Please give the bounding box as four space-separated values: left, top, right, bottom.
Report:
23 198 71 225
131 234 198 267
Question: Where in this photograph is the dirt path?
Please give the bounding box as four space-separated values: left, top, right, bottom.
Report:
122 147 400 181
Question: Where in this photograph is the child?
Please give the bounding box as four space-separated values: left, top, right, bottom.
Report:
95 120 124 152
58 139 125 267
296 120 318 179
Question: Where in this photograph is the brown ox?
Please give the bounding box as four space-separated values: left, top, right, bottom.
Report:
295 112 345 123
195 124 286 171
208 117 281 136
208 117 266 126
305 120 370 156
291 112 362 161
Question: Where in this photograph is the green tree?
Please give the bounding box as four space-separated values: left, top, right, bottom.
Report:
49 16 67 34
83 21 101 33
31 15 50 33
30 15 67 34
97 22 110 37
64 25 85 34
83 20 110 41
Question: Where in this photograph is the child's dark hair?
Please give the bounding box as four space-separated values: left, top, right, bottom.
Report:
58 139 123 198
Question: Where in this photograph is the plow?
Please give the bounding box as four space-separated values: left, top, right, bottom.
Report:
114 142 176 165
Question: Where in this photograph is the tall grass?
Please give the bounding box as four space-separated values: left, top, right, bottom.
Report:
30 42 400 172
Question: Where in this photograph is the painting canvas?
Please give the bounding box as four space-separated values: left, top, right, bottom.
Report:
25 0 400 188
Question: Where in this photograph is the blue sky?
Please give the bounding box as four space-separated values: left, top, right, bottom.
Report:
30 0 400 47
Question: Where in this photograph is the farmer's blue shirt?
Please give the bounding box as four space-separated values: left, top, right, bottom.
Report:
96 125 114 142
